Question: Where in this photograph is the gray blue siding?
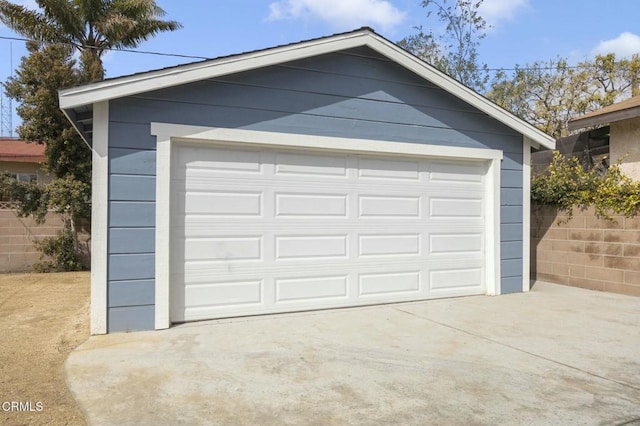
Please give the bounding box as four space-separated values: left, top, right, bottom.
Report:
108 280 155 307
108 305 154 333
106 47 525 331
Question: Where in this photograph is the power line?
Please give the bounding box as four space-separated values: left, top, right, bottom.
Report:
0 34 624 73
0 35 209 60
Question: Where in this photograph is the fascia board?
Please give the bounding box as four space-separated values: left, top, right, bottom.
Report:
59 31 371 109
363 35 556 150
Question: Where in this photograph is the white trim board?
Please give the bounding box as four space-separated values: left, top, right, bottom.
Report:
523 137 533 292
151 124 503 328
486 156 501 296
154 135 172 330
90 101 109 334
60 28 555 150
151 123 504 161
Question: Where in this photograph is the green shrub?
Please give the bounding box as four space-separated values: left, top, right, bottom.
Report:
531 151 640 220
33 226 84 273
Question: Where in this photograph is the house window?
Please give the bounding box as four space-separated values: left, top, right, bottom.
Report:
8 173 38 183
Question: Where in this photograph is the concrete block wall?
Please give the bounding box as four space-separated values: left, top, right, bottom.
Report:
0 209 65 272
531 205 640 296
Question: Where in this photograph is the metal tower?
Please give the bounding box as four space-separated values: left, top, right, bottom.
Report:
0 81 13 137
1 42 15 138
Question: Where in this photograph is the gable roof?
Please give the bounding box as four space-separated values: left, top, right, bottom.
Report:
568 95 640 131
59 27 555 150
0 138 46 163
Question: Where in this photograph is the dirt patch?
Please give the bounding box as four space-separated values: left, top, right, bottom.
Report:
0 272 90 426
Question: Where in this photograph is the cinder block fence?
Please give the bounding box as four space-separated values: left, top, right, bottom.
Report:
0 206 65 272
531 205 640 296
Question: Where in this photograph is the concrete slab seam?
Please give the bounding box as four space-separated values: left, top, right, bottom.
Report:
391 306 640 393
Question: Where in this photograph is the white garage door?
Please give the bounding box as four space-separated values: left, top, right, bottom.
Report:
170 143 488 322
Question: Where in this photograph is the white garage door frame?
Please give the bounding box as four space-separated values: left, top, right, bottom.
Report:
151 122 503 330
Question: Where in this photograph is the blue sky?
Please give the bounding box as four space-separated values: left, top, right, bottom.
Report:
1 0 639 134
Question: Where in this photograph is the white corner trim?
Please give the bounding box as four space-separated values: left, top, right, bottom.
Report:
152 124 504 321
90 101 109 334
485 157 502 296
522 137 532 292
59 29 555 150
155 136 172 330
150 123 504 161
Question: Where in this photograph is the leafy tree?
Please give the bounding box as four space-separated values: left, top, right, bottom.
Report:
0 1 181 270
0 0 182 81
1 42 90 270
4 41 88 182
399 0 490 92
487 54 640 138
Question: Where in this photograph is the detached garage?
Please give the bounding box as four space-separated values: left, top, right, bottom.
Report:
60 28 555 334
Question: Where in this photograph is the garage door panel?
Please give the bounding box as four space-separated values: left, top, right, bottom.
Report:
179 219 486 229
175 269 486 322
430 233 483 254
177 224 486 242
179 258 484 281
184 280 264 308
177 223 486 242
359 195 421 217
275 275 349 302
178 178 484 198
430 197 483 218
359 271 421 296
275 235 348 260
357 157 421 181
275 193 348 217
184 191 263 216
176 145 263 174
275 152 347 177
358 234 421 257
189 215 487 225
428 181 485 190
184 236 262 262
430 161 486 182
430 268 483 291
171 143 488 322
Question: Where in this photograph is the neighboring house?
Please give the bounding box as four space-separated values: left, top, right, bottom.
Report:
531 126 610 175
0 138 62 272
569 95 640 179
0 138 50 189
530 96 640 297
59 28 555 334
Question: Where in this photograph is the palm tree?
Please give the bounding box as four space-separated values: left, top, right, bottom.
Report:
0 0 182 81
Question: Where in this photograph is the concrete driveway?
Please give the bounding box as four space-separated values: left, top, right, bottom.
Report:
66 282 640 425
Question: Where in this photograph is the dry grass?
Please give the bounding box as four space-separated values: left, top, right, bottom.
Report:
0 272 90 426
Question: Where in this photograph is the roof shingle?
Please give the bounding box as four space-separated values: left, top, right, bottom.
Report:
0 138 46 163
568 95 640 131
